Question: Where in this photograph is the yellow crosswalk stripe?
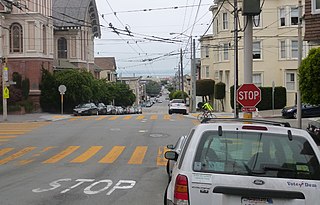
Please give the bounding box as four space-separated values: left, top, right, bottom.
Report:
157 146 169 166
0 139 10 142
0 148 14 156
123 115 132 120
17 146 56 165
99 146 125 163
70 146 103 163
0 147 36 165
0 131 28 135
96 116 108 121
150 115 157 120
136 115 144 120
163 114 171 120
108 116 119 120
43 146 80 164
0 136 17 139
128 146 148 165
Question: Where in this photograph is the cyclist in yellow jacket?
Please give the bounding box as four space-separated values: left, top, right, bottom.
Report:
202 102 214 112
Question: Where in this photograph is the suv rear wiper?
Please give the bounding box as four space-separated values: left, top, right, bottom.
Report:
242 163 266 175
263 166 295 172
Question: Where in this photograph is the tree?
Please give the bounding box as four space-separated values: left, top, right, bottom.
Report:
111 82 136 107
214 82 226 111
196 79 215 102
40 69 59 112
299 48 320 105
146 80 161 97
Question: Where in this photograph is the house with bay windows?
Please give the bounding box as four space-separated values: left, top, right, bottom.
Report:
0 0 101 110
200 0 310 112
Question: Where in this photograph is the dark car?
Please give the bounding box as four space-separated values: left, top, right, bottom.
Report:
307 119 320 144
96 103 107 115
73 103 98 116
281 104 320 119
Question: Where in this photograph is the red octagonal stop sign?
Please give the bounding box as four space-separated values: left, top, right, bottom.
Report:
237 84 261 107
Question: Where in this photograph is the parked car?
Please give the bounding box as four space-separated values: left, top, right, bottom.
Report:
106 105 116 115
307 118 320 144
281 104 320 118
168 99 187 115
115 106 124 115
164 118 320 205
165 135 187 180
134 105 142 114
96 103 107 115
73 103 98 116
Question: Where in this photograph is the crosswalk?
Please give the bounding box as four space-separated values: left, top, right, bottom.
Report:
0 122 50 145
0 145 170 167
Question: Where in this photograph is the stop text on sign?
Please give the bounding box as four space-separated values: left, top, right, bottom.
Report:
238 90 260 101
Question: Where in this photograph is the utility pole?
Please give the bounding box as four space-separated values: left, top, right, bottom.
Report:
191 38 197 112
233 0 239 118
180 48 184 96
297 0 302 128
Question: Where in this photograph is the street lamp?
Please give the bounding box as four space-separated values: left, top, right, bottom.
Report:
169 33 196 113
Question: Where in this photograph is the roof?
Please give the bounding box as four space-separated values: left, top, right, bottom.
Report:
94 57 117 71
52 0 101 38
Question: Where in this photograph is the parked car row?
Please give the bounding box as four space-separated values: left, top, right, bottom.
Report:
73 103 142 116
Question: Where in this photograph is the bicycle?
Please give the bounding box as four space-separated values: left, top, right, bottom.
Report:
197 110 217 121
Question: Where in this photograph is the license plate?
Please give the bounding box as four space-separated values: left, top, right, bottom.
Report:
241 197 273 205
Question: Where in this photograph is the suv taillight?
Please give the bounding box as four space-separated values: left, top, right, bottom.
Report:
174 174 189 205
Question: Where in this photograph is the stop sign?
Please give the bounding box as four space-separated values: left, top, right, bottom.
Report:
237 84 261 107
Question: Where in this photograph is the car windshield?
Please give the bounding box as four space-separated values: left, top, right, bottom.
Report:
193 130 320 180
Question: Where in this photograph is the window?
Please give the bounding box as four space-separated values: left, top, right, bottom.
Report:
286 72 296 91
253 73 262 87
193 130 320 179
10 23 23 53
291 40 298 59
205 46 209 57
205 66 209 78
43 25 47 54
253 41 261 59
312 0 320 14
290 7 298 25
223 43 229 60
280 40 286 59
58 37 67 59
253 14 261 27
222 12 228 30
280 8 286 26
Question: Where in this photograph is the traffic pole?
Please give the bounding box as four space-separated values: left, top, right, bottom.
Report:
243 15 253 119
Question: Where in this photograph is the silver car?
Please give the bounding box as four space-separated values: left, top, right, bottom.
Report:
166 135 187 179
164 118 320 205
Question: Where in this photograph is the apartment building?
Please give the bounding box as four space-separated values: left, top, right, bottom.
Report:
200 0 309 112
305 0 320 46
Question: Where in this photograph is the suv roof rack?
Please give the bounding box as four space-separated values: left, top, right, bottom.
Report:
200 118 291 127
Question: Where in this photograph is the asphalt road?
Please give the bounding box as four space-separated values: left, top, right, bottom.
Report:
0 97 196 205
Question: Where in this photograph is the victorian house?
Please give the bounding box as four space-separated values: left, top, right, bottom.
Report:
0 0 102 110
304 0 320 46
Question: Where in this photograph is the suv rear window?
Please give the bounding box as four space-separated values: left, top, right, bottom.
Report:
171 99 185 104
193 130 320 180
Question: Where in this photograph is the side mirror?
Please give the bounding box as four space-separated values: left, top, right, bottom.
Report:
165 151 179 161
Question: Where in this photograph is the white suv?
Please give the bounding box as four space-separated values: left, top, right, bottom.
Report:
164 119 320 205
168 99 187 115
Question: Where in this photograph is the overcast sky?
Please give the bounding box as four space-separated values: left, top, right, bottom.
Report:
94 0 213 77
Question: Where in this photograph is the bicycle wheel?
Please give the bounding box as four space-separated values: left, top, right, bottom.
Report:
207 112 217 118
197 113 205 121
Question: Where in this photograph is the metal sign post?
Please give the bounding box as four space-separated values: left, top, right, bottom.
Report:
58 85 66 114
2 65 8 121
